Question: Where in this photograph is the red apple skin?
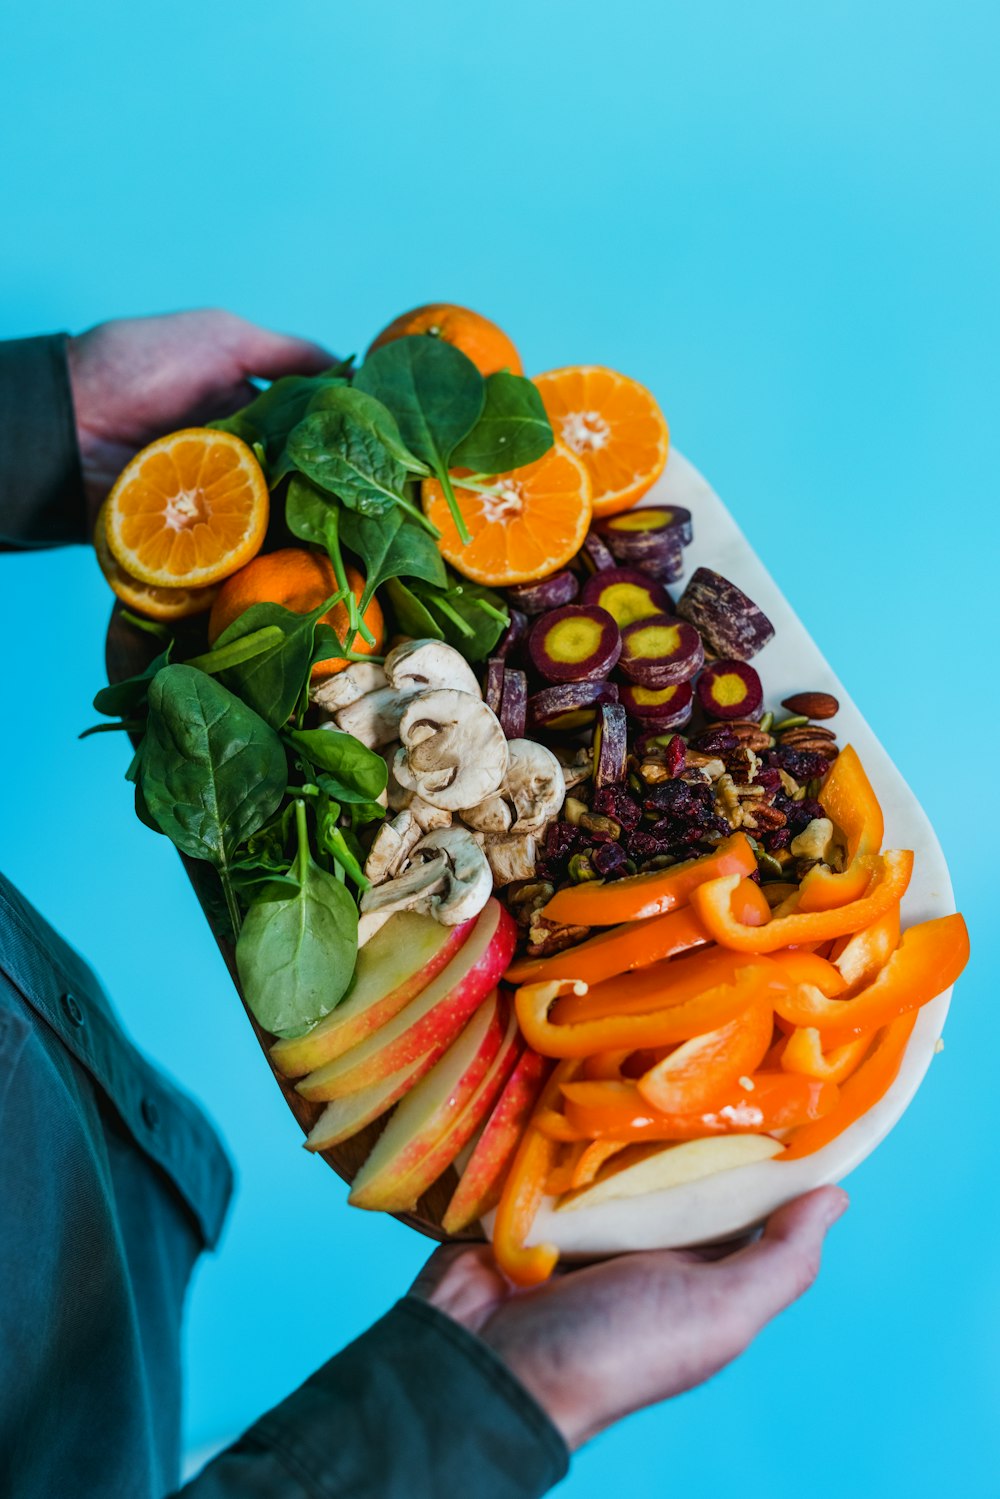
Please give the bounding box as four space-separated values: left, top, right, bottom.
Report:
296 900 517 1101
271 911 478 1078
441 1045 549 1234
350 1007 521 1213
305 1051 433 1152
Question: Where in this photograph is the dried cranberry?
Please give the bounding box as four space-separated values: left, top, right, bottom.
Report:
764 826 792 852
768 747 832 782
591 784 641 832
692 726 739 755
627 829 669 863
772 794 825 839
537 821 584 880
754 767 783 792
664 734 687 778
592 841 628 877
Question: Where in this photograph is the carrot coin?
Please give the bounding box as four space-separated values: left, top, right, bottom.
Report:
421 444 592 587
208 547 384 680
104 428 269 588
93 502 219 621
532 366 669 518
367 303 523 376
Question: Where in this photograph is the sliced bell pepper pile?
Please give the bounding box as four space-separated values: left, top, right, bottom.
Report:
550 946 786 1026
540 832 757 926
689 850 914 953
560 1071 839 1142
636 997 774 1114
773 913 969 1042
780 1011 918 1160
505 877 770 988
767 949 848 997
820 744 884 861
832 905 900 989
780 1026 876 1083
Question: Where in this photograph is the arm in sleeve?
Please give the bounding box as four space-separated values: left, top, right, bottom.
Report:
173 1296 569 1499
0 335 87 549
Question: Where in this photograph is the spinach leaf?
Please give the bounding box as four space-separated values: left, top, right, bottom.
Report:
384 576 446 641
184 627 285 676
354 337 484 544
209 367 351 457
285 727 388 803
215 594 343 728
339 507 447 605
286 474 340 552
451 371 554 474
301 385 428 475
235 799 358 1037
386 572 508 660
140 666 287 932
92 644 171 719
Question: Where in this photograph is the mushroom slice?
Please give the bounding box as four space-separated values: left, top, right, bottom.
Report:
554 744 594 790
384 746 454 830
458 792 513 836
310 660 388 716
504 739 565 831
357 852 450 946
409 827 493 925
396 690 509 811
482 832 538 887
384 638 482 699
334 686 419 749
363 810 422 885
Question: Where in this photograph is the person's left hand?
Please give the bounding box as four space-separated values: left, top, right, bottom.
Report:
67 309 335 514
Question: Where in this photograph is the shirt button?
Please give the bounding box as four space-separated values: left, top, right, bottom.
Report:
141 1097 160 1131
61 993 85 1028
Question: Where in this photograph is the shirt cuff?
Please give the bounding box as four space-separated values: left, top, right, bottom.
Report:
230 1295 570 1499
0 334 87 547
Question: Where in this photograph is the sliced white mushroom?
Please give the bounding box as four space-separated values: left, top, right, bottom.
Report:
357 853 450 945
554 744 594 790
482 831 538 886
408 826 493 924
310 660 388 717
333 686 419 750
504 739 565 831
384 746 454 830
363 810 422 885
460 793 513 835
384 638 482 699
395 690 508 811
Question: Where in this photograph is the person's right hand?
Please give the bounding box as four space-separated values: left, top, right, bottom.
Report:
411 1185 848 1451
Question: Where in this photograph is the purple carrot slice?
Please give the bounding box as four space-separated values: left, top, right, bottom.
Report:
528 604 622 684
595 520 685 580
695 660 764 721
618 678 694 729
580 531 617 573
619 614 705 687
498 668 528 739
506 570 579 615
528 680 620 733
579 566 674 629
484 657 505 713
676 567 775 661
495 608 529 661
597 505 693 549
593 703 629 788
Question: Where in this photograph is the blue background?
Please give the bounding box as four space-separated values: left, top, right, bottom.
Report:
1 2 997 1493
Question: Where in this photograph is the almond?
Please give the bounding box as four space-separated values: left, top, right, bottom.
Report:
781 691 839 720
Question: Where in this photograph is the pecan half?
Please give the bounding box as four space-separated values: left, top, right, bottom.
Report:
778 735 840 760
741 802 788 832
717 720 775 751
779 725 837 743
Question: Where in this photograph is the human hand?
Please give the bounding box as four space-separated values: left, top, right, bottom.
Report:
410 1185 848 1451
66 309 334 515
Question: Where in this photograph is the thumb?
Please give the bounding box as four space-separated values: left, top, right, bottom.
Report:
229 320 340 381
715 1186 849 1334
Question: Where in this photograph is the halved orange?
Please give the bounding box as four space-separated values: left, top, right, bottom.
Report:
532 366 669 518
421 444 592 586
105 428 269 588
94 502 219 620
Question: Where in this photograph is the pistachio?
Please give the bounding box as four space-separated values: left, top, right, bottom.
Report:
568 852 598 882
773 714 810 732
579 812 621 840
759 710 774 732
563 796 589 826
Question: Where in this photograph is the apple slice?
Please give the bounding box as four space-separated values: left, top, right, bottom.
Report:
555 1134 785 1213
305 1051 434 1153
442 1047 549 1234
297 899 517 1101
271 911 477 1078
350 1001 521 1213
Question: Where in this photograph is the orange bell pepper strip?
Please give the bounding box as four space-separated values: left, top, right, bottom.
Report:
767 949 848 997
796 856 873 913
561 1072 839 1142
780 1025 876 1083
820 744 884 861
492 1058 579 1286
540 833 757 927
505 877 770 988
689 850 914 953
571 1138 631 1189
832 905 900 990
515 965 784 1058
636 996 774 1113
781 1012 918 1160
551 946 787 1026
774 912 969 1042
534 1107 584 1141
543 1141 588 1196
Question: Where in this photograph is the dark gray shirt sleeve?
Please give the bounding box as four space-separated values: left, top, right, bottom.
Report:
0 334 88 547
176 1297 569 1499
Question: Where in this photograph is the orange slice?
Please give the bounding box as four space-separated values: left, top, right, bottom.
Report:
105 428 269 588
421 444 592 586
94 502 219 620
532 366 669 518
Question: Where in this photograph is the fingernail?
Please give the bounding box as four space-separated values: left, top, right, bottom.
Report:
823 1191 850 1228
